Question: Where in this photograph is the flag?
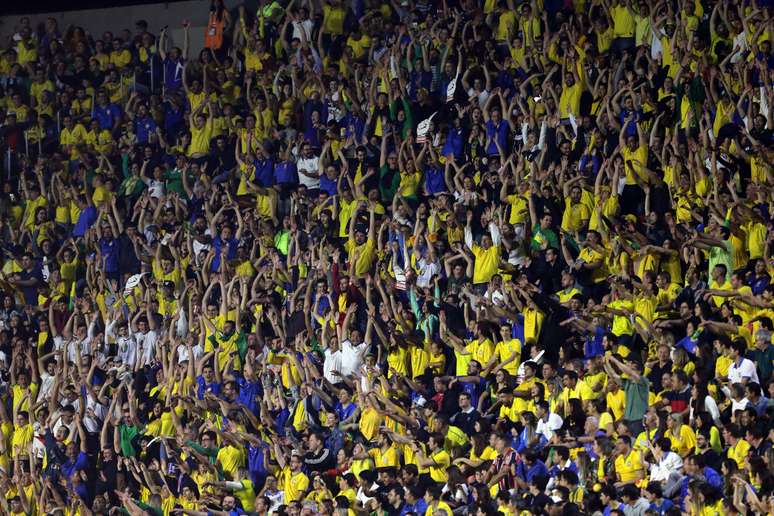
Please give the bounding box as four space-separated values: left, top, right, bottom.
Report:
68 280 76 311
446 74 458 103
416 112 436 144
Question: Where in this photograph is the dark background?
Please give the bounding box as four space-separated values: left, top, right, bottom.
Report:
2 0 191 16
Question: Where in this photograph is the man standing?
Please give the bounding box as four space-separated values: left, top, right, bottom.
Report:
603 354 649 436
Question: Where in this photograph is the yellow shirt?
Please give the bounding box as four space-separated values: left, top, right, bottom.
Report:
30 80 54 107
612 5 636 37
322 4 346 34
60 124 88 159
23 196 48 229
189 119 213 156
622 145 648 184
614 449 644 483
727 438 751 468
12 383 38 413
665 424 696 457
369 445 400 468
606 389 626 420
578 246 607 283
11 423 34 456
561 195 591 232
359 406 382 442
427 448 451 483
346 34 371 60
506 194 529 225
345 238 376 277
559 82 582 118
109 49 132 68
16 40 37 65
471 243 500 284
494 338 522 375
281 467 310 502
216 445 244 478
425 502 453 516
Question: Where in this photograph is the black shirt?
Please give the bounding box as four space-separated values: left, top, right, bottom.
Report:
304 447 333 473
647 360 673 393
450 408 480 434
17 267 43 305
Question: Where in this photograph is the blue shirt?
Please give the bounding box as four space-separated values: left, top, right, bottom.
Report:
196 376 221 399
517 459 549 483
485 119 509 155
135 115 158 143
649 498 674 515
274 160 298 185
61 451 88 479
164 102 185 140
514 427 546 453
237 378 262 414
319 173 337 196
247 442 269 480
549 460 578 479
459 379 487 408
334 401 357 422
585 326 605 358
603 504 627 516
211 235 238 272
94 103 121 130
253 158 275 187
99 237 120 273
342 112 365 142
401 499 428 516
163 57 185 91
424 165 446 195
441 127 465 160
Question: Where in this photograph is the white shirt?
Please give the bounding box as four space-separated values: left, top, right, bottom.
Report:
340 339 367 377
107 320 138 367
731 396 750 414
323 348 343 383
177 342 203 364
467 87 490 107
536 412 563 441
38 371 56 400
133 329 158 367
52 416 77 441
415 258 440 289
296 155 320 189
291 19 313 41
728 357 759 384
649 451 683 482
143 177 165 198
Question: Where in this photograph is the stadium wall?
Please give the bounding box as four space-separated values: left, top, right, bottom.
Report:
0 0 245 60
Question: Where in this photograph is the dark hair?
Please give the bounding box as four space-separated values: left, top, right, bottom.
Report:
656 437 672 453
553 445 570 461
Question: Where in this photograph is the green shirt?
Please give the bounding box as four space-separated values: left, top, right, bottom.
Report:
379 165 400 203
752 343 774 384
707 239 733 279
531 223 559 252
623 377 649 422
119 424 141 457
164 168 191 197
185 439 219 464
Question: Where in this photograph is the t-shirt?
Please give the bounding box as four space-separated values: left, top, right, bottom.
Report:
728 357 760 384
614 449 644 483
280 467 310 502
623 377 649 422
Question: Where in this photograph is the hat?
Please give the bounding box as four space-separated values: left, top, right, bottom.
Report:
413 396 427 408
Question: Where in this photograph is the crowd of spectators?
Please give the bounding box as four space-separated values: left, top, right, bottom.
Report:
2 0 774 514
